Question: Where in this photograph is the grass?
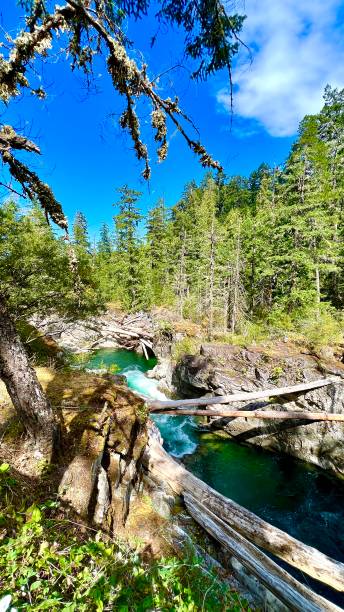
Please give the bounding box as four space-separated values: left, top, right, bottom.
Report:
0 464 251 612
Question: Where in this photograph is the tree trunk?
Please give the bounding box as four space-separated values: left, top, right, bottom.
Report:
185 495 341 612
230 225 241 334
144 438 344 592
315 264 321 309
0 296 59 462
208 215 215 340
178 230 187 319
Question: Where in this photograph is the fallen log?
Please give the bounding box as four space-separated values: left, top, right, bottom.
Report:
140 341 149 361
185 494 341 612
149 408 344 421
148 378 335 411
144 438 344 592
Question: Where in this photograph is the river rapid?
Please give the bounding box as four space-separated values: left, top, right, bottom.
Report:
84 348 344 605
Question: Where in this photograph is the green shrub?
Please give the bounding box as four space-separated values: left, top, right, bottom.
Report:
17 322 64 367
0 465 250 612
172 337 200 361
297 306 343 348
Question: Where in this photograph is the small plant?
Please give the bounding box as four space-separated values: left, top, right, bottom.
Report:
297 306 343 349
172 337 200 361
158 319 173 334
65 352 90 368
136 402 149 424
0 481 251 611
0 463 17 495
270 366 284 382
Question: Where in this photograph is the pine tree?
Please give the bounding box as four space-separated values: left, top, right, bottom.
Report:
95 223 116 302
73 211 90 252
273 115 340 317
317 86 344 308
98 223 112 258
113 185 145 310
146 199 173 305
0 200 101 458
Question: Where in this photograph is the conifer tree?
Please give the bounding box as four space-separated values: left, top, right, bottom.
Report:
146 199 173 304
98 223 112 258
73 211 90 252
95 223 115 302
113 185 144 310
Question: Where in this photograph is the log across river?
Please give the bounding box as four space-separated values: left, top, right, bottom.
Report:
82 349 344 608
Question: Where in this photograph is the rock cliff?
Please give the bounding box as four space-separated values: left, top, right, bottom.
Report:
173 343 344 476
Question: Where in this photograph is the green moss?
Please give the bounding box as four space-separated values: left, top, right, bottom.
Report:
3 416 25 440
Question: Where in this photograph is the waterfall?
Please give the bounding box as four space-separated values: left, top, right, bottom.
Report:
122 365 198 458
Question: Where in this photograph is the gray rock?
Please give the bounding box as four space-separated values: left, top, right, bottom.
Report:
174 344 344 477
146 358 174 392
150 490 175 519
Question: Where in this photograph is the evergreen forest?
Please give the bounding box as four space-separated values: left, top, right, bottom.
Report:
5 85 342 347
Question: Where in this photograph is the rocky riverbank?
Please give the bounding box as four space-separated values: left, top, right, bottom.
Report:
27 309 344 477
170 343 344 477
13 312 344 609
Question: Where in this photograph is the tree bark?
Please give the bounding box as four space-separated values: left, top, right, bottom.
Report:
230 223 242 333
178 229 187 319
0 296 59 462
185 494 341 612
144 438 344 592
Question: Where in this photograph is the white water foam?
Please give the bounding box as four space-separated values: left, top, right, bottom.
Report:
122 366 197 458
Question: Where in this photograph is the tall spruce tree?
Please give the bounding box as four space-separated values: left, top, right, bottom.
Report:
113 185 144 311
146 199 173 305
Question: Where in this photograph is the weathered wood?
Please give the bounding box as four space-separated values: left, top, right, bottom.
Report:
185 494 341 612
148 378 335 411
149 408 344 421
140 341 149 361
144 438 344 592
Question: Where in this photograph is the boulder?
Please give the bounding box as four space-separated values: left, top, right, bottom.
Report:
58 375 148 527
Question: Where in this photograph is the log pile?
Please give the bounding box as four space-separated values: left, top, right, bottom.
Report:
144 437 344 611
29 311 155 355
92 312 154 355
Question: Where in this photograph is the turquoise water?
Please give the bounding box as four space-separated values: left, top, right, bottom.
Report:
84 349 198 457
84 348 157 373
83 349 344 605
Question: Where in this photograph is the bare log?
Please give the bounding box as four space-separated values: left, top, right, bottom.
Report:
148 378 335 411
185 494 342 612
149 408 344 421
141 341 149 361
144 438 344 592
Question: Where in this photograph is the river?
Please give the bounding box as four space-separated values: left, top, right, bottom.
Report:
84 348 344 606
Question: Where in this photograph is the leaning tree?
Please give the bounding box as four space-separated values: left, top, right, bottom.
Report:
0 0 245 461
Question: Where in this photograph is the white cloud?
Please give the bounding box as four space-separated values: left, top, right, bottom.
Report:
218 0 344 136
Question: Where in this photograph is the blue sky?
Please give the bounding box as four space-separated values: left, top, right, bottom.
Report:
1 0 344 239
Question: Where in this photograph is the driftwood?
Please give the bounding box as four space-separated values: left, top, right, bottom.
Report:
149 408 344 421
148 378 334 411
185 494 341 612
144 438 344 592
140 341 149 360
